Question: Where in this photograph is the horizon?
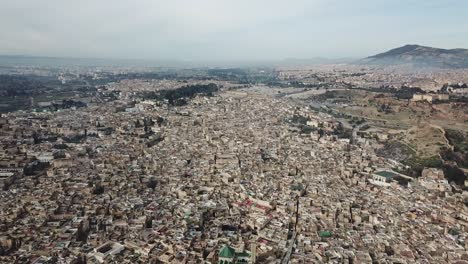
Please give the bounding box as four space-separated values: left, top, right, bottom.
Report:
1 0 467 62
0 43 466 65
0 52 358 63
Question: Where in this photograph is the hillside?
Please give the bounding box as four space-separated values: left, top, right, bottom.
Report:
360 44 468 68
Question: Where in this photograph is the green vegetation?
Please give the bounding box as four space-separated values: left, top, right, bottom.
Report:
207 68 278 84
142 83 218 106
23 161 50 176
147 177 158 189
439 129 468 169
0 75 58 96
445 129 468 152
161 83 218 105
92 183 105 195
441 164 466 185
348 116 366 125
64 134 87 144
333 122 352 139
397 155 445 178
377 141 449 178
147 135 164 147
286 115 319 134
0 74 92 112
404 156 443 170
441 148 468 169
376 140 416 162
300 125 315 134
289 115 311 125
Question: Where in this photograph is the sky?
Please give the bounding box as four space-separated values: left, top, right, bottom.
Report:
1 0 467 62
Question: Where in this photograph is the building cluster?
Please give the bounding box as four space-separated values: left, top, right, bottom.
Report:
277 65 468 92
0 86 467 263
412 94 450 103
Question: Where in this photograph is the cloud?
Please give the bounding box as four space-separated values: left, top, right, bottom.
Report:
0 0 467 60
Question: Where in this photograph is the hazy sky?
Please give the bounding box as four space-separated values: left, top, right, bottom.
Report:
1 0 467 61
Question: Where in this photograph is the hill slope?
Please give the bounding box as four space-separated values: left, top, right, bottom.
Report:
360 44 468 68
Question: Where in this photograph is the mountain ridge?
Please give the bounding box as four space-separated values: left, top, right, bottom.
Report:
360 44 468 68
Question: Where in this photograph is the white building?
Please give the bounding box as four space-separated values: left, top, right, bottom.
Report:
37 153 54 163
87 242 125 263
369 170 397 187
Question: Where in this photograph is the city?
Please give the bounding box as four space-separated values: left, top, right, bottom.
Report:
1 1 468 263
0 65 467 263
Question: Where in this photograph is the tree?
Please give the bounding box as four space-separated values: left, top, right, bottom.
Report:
145 216 154 228
147 178 157 190
76 221 89 243
92 183 104 195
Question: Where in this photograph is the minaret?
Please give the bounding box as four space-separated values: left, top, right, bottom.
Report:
250 242 257 263
294 196 300 232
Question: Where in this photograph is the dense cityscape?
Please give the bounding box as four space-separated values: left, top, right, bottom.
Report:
0 63 467 263
1 1 468 263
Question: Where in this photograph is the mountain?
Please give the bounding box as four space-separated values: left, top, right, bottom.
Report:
360 44 468 68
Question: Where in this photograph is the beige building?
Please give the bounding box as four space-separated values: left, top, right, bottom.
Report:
412 94 449 103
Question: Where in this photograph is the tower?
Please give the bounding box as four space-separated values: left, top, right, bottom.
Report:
250 242 257 264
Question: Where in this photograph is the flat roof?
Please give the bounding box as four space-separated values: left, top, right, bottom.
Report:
374 171 399 179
